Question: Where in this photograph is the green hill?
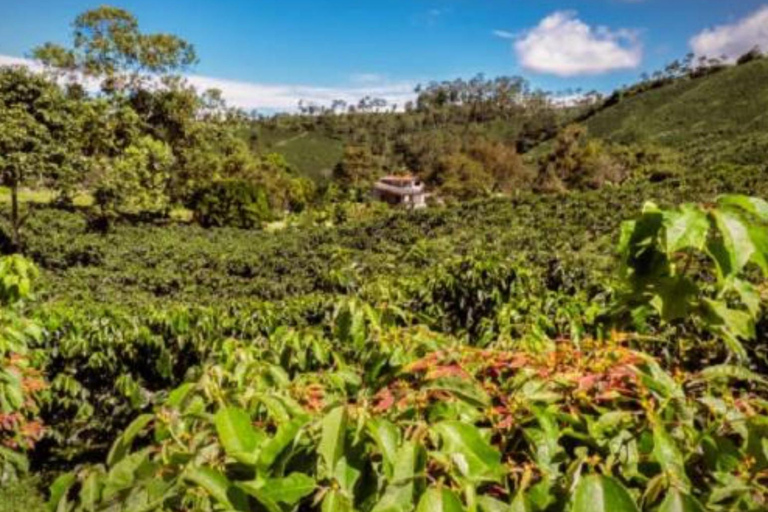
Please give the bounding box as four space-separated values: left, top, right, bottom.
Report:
584 58 768 166
257 126 344 182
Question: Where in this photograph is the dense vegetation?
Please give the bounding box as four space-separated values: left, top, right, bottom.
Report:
1 5 768 512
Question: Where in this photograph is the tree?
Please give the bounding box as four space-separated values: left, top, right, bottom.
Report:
93 136 175 219
34 6 197 93
333 145 382 194
0 66 78 250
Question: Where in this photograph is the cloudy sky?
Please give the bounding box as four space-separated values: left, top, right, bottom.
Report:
1 0 768 111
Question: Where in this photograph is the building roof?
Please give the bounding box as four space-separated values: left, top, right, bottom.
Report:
373 179 425 196
380 174 418 182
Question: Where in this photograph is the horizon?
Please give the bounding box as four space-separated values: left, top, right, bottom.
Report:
2 0 768 111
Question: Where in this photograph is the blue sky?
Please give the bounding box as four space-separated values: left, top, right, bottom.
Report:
2 1 768 110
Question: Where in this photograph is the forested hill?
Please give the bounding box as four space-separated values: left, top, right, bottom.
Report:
254 55 768 193
582 57 768 165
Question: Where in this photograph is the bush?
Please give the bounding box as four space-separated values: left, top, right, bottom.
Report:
190 180 272 229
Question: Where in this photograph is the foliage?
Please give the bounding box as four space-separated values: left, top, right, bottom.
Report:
613 195 768 361
0 66 83 248
17 196 764 511
191 180 272 229
0 255 45 482
33 5 197 93
93 135 175 218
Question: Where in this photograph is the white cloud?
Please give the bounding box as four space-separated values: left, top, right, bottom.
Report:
492 30 515 40
0 54 416 112
690 6 768 60
513 11 642 76
349 73 386 84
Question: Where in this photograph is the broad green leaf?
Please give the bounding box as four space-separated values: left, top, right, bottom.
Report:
47 472 76 512
663 204 709 254
426 377 490 408
652 423 690 490
476 495 507 512
319 406 348 475
322 489 354 512
107 413 153 467
703 299 754 359
79 468 104 511
697 365 767 386
572 475 639 512
709 209 754 278
415 488 465 512
240 473 316 506
103 449 151 500
718 195 768 222
433 421 503 483
258 417 308 470
746 223 768 275
728 278 761 316
746 416 768 470
334 456 362 495
659 490 706 512
184 466 245 510
367 418 401 477
166 383 195 408
650 276 698 321
373 440 425 512
214 406 263 464
510 493 531 512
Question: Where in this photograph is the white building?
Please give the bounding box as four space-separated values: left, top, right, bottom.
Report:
372 175 427 209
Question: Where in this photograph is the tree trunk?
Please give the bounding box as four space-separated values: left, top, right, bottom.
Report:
10 181 20 252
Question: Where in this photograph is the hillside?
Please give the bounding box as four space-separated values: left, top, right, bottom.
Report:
257 126 345 182
584 58 768 165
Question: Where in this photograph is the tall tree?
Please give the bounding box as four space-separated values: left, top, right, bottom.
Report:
33 5 197 93
0 66 78 250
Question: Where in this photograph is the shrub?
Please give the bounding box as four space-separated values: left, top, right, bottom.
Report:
190 179 272 229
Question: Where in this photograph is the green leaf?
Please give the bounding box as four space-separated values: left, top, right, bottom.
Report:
663 204 709 254
214 406 263 464
652 423 690 490
659 490 706 512
728 278 762 317
103 449 150 500
709 209 755 278
240 473 316 506
47 472 76 512
476 495 507 512
510 493 531 512
367 418 401 477
184 466 246 510
79 468 104 511
107 413 152 467
426 377 490 408
718 195 768 222
322 489 354 512
372 440 425 512
703 299 754 359
697 365 768 386
258 417 308 471
572 475 639 512
166 383 195 408
319 406 348 474
651 276 698 321
415 488 465 512
746 223 768 275
433 421 503 483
